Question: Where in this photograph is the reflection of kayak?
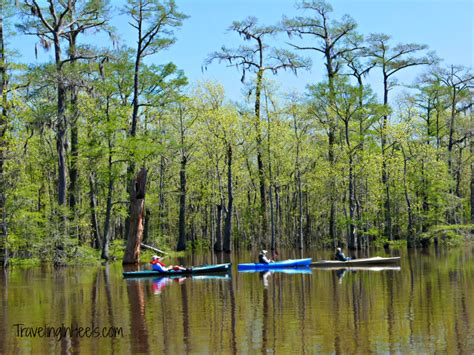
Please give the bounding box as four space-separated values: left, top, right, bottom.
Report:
315 266 401 272
238 258 312 271
311 256 400 268
123 263 231 278
152 277 172 294
190 274 231 280
239 267 312 274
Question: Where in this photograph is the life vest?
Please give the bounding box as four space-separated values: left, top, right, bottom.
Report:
151 259 167 272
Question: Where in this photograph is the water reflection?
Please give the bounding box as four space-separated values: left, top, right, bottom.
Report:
0 246 473 353
126 279 150 353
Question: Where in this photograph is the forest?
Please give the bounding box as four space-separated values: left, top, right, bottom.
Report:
0 0 472 266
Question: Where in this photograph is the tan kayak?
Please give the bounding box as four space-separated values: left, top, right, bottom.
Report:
311 256 401 268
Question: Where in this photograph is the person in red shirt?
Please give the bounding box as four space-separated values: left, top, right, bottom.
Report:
150 255 186 272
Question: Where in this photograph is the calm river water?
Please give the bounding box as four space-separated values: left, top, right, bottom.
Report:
1 245 473 354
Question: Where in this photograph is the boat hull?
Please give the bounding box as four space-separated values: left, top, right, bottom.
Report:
239 267 312 274
123 263 231 278
238 258 312 271
311 256 400 268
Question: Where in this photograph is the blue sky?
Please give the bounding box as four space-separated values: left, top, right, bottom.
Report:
11 0 474 102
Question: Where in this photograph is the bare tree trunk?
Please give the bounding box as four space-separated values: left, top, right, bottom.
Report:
275 183 282 245
49 27 69 219
297 171 303 250
123 168 147 264
176 155 187 251
291 107 304 250
68 30 79 219
344 119 357 250
266 107 275 251
471 118 474 229
0 6 8 267
223 144 233 252
102 95 113 260
447 87 457 181
255 66 267 246
401 148 414 247
89 173 101 250
158 155 166 235
324 53 337 247
101 171 113 260
421 161 429 232
382 74 392 241
214 204 223 252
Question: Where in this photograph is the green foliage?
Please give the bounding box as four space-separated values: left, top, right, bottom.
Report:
0 0 471 266
420 225 474 247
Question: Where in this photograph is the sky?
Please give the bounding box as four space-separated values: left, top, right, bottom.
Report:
9 0 474 102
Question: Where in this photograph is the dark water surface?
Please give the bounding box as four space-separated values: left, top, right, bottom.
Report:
1 245 473 353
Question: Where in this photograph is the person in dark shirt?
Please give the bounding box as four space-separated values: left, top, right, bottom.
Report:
335 248 351 261
258 250 273 264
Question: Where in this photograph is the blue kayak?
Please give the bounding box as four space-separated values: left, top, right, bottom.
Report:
238 258 312 271
123 263 231 278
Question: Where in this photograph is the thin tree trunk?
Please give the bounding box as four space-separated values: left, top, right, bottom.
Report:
447 86 457 181
0 5 8 267
158 155 166 235
176 155 187 251
382 72 392 241
101 172 113 260
401 148 414 247
344 119 356 249
326 58 337 247
421 161 429 233
255 65 267 246
471 116 474 228
102 95 113 260
123 168 147 264
214 204 223 252
266 104 275 251
223 144 233 252
68 31 79 217
455 146 464 200
89 173 101 250
293 110 304 250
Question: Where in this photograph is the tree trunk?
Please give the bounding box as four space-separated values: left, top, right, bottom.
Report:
158 155 166 235
382 73 392 241
223 144 233 252
293 109 304 250
101 171 113 260
345 119 356 250
255 66 267 246
421 161 429 233
326 59 337 247
68 32 79 217
123 168 147 264
89 173 102 250
402 149 414 247
0 6 8 267
53 34 67 211
266 109 276 252
471 118 474 228
297 170 303 250
102 95 113 260
447 87 457 181
214 204 223 252
176 156 187 251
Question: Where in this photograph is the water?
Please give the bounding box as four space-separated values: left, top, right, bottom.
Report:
1 245 473 353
